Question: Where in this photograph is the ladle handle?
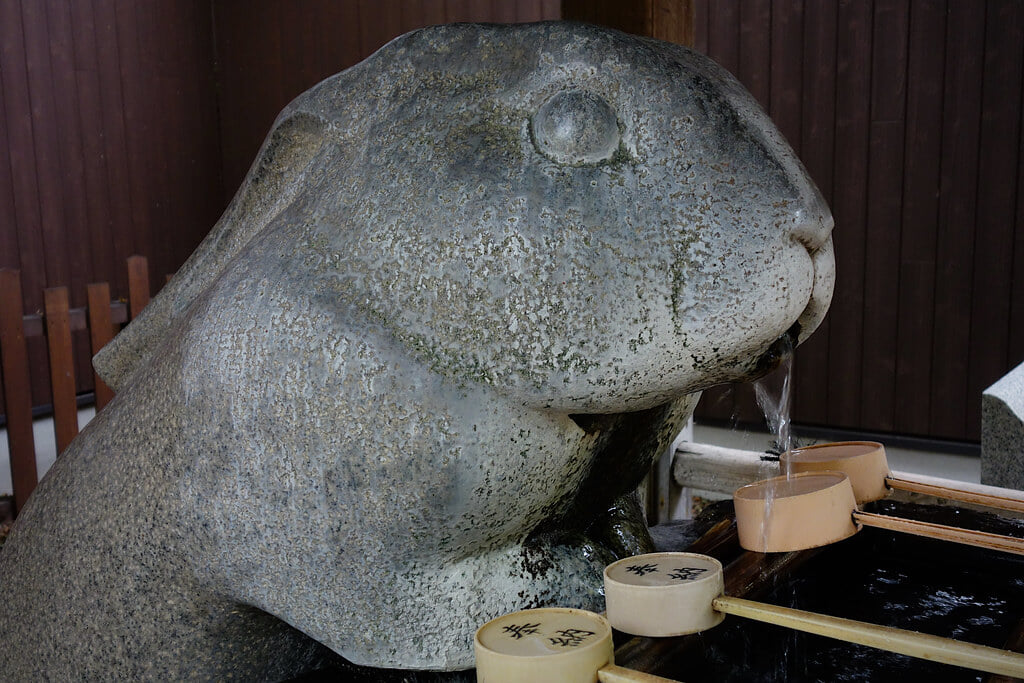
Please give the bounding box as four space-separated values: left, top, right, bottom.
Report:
885 475 1024 514
852 510 1024 556
712 595 1024 678
597 664 681 683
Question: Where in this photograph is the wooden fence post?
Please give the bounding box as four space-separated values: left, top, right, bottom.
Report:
127 255 150 320
0 269 38 512
44 287 78 456
2 255 155 515
86 282 116 410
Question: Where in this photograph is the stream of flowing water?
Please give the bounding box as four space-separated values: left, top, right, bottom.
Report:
753 335 795 465
750 335 796 549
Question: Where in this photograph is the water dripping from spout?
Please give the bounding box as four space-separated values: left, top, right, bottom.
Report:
751 334 795 551
754 334 795 473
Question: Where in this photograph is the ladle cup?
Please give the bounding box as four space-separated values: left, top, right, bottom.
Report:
733 471 1024 556
602 551 1024 679
474 607 677 682
780 440 1024 512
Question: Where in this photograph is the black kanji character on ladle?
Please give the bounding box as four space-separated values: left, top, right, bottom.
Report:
501 623 541 639
668 566 708 581
548 628 595 648
625 563 659 576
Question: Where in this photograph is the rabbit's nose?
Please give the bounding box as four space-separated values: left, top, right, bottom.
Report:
790 201 834 252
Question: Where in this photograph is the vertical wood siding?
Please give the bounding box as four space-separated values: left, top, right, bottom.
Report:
692 0 1024 443
0 0 223 408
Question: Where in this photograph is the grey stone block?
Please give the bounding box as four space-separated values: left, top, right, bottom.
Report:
982 361 1024 490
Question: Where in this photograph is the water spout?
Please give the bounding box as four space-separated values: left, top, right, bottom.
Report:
754 335 795 468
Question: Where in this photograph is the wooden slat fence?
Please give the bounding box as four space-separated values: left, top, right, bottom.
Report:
0 256 158 515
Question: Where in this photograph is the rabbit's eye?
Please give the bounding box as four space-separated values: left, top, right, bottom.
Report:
532 90 620 165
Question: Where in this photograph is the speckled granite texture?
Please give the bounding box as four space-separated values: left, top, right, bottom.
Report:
982 361 1024 490
0 21 834 678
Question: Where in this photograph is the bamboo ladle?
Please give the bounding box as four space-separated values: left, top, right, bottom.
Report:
602 551 1024 679
733 471 1024 556
779 440 1024 512
474 607 679 682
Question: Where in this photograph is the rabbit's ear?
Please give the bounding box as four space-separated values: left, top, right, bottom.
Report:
93 111 327 391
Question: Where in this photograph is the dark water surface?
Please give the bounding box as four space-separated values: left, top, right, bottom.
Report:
647 500 1024 683
299 500 1024 682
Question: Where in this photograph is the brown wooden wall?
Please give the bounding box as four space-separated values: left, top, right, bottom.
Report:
687 0 1024 444
0 0 224 410
0 0 223 295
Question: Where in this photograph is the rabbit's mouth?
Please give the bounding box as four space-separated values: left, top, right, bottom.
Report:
752 321 801 376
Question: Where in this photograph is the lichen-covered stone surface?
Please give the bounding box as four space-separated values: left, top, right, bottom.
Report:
0 22 834 678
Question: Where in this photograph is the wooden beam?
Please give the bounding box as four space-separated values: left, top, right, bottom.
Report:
561 0 695 46
651 0 695 46
0 270 38 512
127 254 150 320
44 287 78 455
561 0 650 36
21 301 129 338
86 282 116 410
